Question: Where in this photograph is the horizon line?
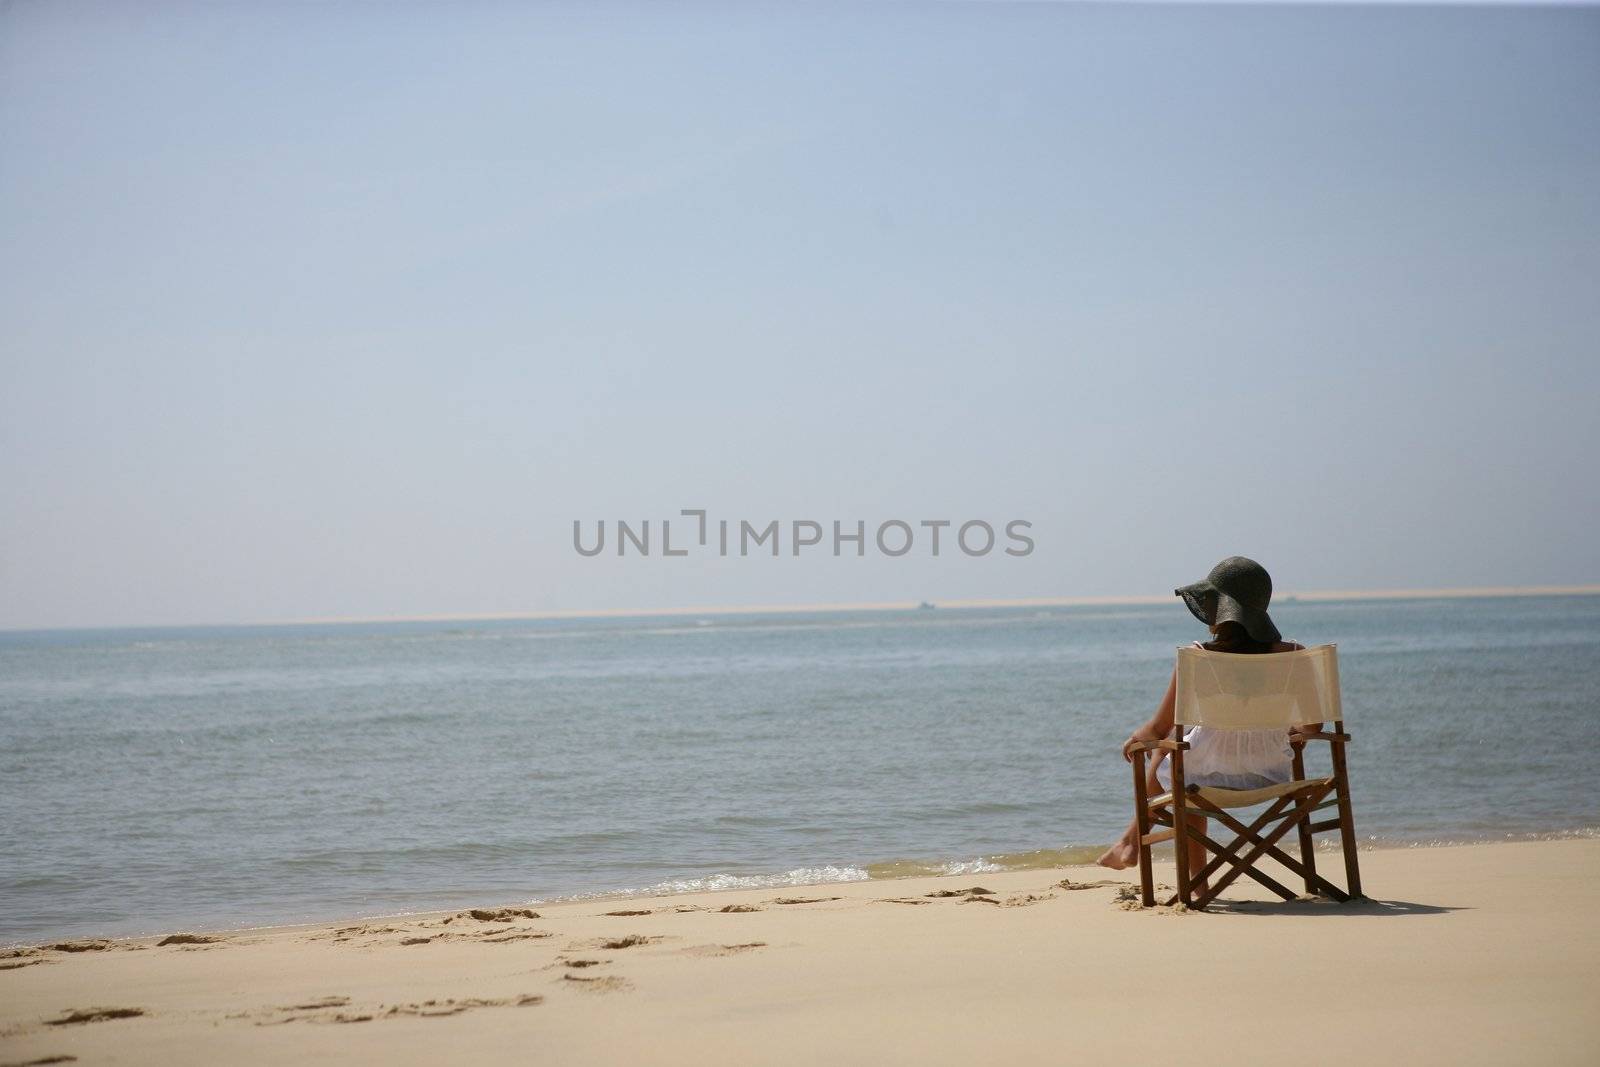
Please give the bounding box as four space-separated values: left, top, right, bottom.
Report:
279 583 1600 626
6 583 1597 634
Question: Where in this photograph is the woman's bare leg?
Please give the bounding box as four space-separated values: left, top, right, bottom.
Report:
1097 762 1214 897
1097 756 1166 870
1184 814 1210 900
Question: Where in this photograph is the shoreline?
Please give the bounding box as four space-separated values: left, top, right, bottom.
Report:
3 839 1596 1065
7 830 1595 952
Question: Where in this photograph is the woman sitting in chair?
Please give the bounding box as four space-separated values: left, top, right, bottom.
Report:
1096 556 1307 885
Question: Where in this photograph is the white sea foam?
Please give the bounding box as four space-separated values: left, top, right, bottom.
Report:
529 865 872 905
936 858 1005 876
637 865 872 895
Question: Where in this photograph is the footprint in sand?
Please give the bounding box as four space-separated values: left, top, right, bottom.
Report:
156 933 222 947
281 997 350 1010
479 931 553 944
392 927 553 946
1056 878 1130 891
325 925 406 943
259 994 542 1025
718 904 761 913
44 1007 145 1027
950 891 1052 907
681 942 767 958
2 1055 80 1065
597 935 660 950
562 975 631 993
924 886 994 899
767 897 842 906
876 897 932 906
383 996 544 1018
43 941 118 954
1112 885 1191 914
464 908 541 922
603 909 652 917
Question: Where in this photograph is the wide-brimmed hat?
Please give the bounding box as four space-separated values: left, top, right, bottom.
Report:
1175 556 1282 644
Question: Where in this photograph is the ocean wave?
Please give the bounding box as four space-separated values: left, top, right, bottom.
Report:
533 865 872 903
1355 826 1600 849
866 846 1105 879
633 864 872 895
529 847 1110 906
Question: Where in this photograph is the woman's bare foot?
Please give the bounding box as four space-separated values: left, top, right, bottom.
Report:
1096 840 1139 870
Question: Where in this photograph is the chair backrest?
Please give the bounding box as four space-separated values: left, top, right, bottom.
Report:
1174 643 1342 729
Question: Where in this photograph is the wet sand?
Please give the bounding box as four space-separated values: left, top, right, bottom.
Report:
2 839 1596 1066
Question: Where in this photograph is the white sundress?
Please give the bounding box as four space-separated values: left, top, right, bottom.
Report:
1155 641 1300 792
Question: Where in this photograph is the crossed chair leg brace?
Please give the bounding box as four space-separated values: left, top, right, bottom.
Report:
1130 732 1364 910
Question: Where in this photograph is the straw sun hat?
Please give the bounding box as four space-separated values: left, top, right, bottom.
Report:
1175 556 1283 644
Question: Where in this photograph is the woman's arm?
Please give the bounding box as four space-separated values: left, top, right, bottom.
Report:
1121 667 1178 763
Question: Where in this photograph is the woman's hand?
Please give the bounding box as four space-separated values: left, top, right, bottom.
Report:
1122 727 1163 763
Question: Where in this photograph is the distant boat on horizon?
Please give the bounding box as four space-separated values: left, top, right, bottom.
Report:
917 601 936 610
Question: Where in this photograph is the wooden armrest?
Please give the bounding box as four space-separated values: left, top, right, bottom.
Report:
1128 739 1190 752
1289 730 1352 743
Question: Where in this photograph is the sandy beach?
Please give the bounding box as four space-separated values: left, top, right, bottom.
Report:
3 839 1596 1066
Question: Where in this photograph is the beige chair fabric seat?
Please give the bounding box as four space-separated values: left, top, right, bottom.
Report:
1150 777 1334 811
1193 777 1334 808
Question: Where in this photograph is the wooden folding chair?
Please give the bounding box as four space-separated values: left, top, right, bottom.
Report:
1128 644 1362 910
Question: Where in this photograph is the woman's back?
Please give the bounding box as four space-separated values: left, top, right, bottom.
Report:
1181 629 1303 789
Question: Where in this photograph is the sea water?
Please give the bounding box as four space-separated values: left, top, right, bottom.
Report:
2 595 1597 943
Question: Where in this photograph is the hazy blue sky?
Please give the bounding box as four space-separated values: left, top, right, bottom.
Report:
2 1 1597 629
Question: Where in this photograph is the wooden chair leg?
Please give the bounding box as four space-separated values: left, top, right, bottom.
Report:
1132 749 1155 908
1291 743 1319 895
1169 747 1191 908
1329 722 1363 899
